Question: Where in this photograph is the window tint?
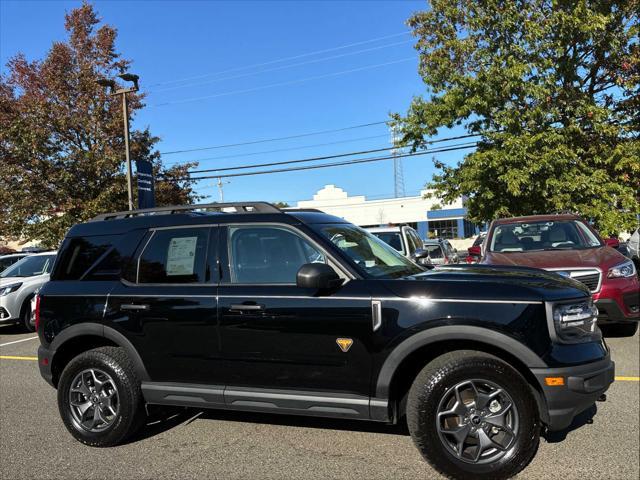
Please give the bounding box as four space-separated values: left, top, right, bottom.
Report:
138 228 208 284
57 235 119 280
228 226 325 284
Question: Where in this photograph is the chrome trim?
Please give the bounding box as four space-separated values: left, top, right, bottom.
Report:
544 267 602 293
372 300 382 331
385 297 542 305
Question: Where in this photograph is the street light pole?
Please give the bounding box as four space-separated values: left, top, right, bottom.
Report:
97 73 140 211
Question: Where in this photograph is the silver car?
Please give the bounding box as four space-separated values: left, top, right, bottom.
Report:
0 251 56 331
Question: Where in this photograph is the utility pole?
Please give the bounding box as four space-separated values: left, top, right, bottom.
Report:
391 125 405 198
97 73 140 211
216 177 230 202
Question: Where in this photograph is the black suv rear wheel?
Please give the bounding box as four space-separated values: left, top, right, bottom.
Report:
407 350 540 479
57 347 146 447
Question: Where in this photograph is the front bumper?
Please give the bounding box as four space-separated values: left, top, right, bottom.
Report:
594 275 640 324
532 356 615 431
596 297 640 324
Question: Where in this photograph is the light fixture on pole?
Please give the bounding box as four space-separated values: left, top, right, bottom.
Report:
96 73 140 211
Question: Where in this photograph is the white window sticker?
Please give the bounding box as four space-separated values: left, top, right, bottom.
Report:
166 237 198 276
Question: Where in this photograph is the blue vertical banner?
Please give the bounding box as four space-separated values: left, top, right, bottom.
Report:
135 160 155 209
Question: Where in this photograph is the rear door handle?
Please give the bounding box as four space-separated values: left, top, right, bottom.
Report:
120 304 150 311
229 304 265 312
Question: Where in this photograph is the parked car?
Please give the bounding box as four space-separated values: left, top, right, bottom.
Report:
367 225 431 266
482 214 639 336
423 238 460 265
466 232 486 263
0 251 57 331
0 253 30 272
36 202 613 479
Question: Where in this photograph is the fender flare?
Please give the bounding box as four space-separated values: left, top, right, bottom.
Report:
50 323 150 381
374 325 547 399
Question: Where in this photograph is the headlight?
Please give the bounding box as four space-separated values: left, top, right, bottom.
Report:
0 283 23 296
607 260 636 278
550 299 601 343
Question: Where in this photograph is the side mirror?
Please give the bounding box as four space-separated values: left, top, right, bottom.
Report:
605 238 620 249
468 245 481 256
296 263 343 291
412 248 430 260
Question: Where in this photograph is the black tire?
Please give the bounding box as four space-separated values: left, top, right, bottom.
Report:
600 322 638 338
22 301 35 332
407 350 540 480
57 346 146 447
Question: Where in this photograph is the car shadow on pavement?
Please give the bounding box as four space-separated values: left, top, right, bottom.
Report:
0 324 28 335
543 404 598 443
127 406 409 445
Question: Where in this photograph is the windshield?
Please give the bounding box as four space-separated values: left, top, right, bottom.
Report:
0 254 56 278
370 232 405 254
316 224 424 278
489 220 602 253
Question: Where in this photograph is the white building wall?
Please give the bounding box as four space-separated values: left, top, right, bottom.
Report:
297 185 464 226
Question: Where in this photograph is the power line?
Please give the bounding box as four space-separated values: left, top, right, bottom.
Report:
160 120 391 155
150 57 415 108
148 31 411 88
151 39 413 93
164 143 477 182
163 133 391 166
179 135 480 175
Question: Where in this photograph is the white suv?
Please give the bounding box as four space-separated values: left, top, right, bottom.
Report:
0 251 57 331
366 225 431 265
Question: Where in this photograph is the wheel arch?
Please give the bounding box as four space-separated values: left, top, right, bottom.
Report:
375 326 549 424
50 324 150 387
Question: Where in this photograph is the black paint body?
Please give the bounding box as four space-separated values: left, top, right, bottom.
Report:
37 210 613 431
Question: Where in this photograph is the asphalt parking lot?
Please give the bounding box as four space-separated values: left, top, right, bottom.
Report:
0 326 638 480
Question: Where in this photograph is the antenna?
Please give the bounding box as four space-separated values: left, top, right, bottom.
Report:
391 125 405 197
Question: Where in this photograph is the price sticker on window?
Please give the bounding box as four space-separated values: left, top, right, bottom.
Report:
166 237 197 276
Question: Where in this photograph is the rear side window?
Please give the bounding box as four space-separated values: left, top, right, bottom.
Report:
138 228 209 284
57 236 118 280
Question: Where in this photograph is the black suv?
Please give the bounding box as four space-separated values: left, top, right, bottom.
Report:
37 203 614 479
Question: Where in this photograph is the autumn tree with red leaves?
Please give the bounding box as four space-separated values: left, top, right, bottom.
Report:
0 2 199 248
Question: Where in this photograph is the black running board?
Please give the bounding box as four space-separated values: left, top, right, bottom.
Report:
141 382 389 422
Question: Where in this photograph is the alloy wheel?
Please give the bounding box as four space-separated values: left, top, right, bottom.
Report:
68 368 119 432
436 379 518 464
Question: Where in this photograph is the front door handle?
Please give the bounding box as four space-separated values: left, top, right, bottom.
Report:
120 304 150 311
229 304 265 312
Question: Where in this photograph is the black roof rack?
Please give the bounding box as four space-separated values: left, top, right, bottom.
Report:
90 202 281 222
281 207 324 213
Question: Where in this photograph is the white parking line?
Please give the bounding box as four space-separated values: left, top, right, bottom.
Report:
0 336 38 347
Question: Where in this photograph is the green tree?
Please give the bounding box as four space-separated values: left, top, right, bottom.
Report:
393 0 639 235
0 2 200 248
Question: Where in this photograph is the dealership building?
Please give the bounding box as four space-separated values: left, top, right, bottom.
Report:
296 185 477 239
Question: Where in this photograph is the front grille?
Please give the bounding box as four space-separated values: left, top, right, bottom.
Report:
572 272 601 292
546 268 601 293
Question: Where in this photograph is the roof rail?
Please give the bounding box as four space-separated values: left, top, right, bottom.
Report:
281 207 324 213
90 202 281 222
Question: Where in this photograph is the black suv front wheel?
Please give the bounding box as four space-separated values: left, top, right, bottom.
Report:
407 350 540 479
57 347 146 447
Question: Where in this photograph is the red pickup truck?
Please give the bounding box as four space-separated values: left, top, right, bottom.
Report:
480 214 639 336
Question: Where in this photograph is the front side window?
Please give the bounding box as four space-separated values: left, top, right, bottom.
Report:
316 224 423 279
138 228 209 283
424 244 444 259
0 254 56 278
228 226 325 284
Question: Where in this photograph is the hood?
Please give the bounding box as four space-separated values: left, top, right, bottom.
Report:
483 246 626 271
382 264 590 303
0 277 22 287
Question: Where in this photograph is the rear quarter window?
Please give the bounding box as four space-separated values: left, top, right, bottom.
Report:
54 235 119 280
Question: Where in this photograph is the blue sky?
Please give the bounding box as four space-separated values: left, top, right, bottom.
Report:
1 0 471 204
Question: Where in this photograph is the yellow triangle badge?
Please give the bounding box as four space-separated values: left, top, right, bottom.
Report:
336 338 353 353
